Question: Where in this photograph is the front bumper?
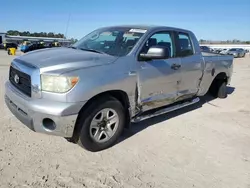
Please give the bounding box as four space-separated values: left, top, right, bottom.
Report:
5 81 86 137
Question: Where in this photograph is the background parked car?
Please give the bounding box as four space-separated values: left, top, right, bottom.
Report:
200 45 212 52
227 48 245 58
0 43 4 49
23 43 47 53
220 49 229 55
214 48 223 54
3 42 18 50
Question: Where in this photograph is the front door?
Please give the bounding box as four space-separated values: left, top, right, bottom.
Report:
137 31 182 111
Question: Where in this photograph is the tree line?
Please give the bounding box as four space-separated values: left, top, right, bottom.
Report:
199 39 250 44
6 30 65 38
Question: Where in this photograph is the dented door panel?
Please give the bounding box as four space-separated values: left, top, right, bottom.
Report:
138 58 181 111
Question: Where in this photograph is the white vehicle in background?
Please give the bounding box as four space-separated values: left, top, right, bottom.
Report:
220 49 229 55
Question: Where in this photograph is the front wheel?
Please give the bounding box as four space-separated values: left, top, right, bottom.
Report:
77 96 125 152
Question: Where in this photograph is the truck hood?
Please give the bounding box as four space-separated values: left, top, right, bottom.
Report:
16 47 118 74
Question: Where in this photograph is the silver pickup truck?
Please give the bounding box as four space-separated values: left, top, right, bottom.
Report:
5 25 233 151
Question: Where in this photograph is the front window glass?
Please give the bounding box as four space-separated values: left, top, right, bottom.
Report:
141 32 175 57
72 27 146 57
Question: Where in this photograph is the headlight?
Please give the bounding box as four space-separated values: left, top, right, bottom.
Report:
41 75 79 93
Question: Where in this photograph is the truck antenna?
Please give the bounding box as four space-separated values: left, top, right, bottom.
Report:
65 13 71 40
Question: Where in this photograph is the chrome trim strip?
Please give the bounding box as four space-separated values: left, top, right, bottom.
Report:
132 97 200 123
11 59 42 99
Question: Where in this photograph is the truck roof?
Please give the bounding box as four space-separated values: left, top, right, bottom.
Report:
101 25 192 33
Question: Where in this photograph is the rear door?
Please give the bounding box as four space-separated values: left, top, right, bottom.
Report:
137 31 182 111
175 32 203 101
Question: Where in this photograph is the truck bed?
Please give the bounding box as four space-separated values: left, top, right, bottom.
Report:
197 52 234 96
202 51 233 64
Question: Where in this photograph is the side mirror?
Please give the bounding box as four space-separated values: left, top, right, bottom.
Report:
139 46 170 60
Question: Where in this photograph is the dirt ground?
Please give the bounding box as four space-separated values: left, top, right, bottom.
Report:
0 51 249 188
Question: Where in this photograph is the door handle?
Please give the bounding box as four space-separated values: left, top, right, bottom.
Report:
171 64 181 70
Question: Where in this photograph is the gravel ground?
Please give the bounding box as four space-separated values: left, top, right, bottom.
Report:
0 51 250 188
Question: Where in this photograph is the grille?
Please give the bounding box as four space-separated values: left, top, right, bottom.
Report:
9 66 31 97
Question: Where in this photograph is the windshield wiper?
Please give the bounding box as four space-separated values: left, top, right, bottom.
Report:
79 48 106 54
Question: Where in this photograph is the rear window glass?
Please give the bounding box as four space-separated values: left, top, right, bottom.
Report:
177 33 194 57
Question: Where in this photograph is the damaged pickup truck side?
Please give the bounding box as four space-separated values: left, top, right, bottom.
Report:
5 25 233 151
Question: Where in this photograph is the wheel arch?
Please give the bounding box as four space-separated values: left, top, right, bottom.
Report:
198 70 229 96
212 72 228 83
69 90 131 142
208 72 228 95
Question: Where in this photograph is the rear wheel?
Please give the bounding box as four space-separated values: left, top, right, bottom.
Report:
209 80 227 98
77 96 125 152
217 82 227 98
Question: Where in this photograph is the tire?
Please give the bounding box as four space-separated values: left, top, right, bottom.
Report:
77 96 125 152
209 80 227 99
217 82 227 98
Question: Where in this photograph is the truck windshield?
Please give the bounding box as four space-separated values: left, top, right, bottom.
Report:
72 27 146 57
